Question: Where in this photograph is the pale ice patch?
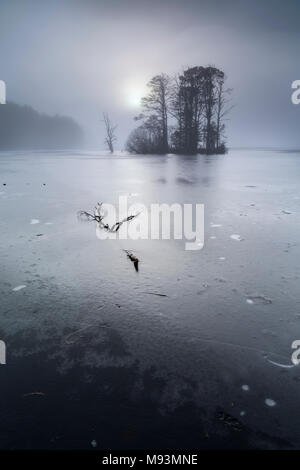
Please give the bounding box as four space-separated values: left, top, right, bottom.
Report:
241 384 250 391
30 219 40 225
230 234 243 241
128 179 145 185
44 222 53 225
265 398 276 407
12 285 26 292
247 295 272 305
210 223 222 227
210 236 217 240
246 299 254 305
219 256 226 261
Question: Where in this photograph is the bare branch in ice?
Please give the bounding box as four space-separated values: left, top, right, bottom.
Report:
78 202 140 233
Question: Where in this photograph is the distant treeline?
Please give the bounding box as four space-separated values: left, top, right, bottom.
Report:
0 102 83 150
126 66 232 155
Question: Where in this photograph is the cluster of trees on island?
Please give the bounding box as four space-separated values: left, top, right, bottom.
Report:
125 66 232 155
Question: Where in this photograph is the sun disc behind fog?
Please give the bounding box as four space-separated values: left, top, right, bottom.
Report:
124 84 146 109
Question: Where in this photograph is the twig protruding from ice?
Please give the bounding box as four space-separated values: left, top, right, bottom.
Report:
78 202 140 233
123 250 139 272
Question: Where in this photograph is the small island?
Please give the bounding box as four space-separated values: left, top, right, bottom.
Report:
126 66 232 155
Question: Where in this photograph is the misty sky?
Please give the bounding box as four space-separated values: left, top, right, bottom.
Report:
1 0 300 149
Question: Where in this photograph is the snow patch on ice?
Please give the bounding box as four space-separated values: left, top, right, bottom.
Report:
30 219 40 225
241 384 250 391
265 398 276 407
12 285 26 292
230 234 242 241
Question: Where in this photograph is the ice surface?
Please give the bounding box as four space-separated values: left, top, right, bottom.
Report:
0 149 300 448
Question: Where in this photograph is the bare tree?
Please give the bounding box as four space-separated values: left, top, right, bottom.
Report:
215 78 233 150
102 112 117 153
140 74 171 153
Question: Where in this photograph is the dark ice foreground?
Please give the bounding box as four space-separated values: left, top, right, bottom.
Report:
0 149 300 449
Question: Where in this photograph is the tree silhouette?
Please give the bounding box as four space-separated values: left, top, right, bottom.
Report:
102 112 117 153
0 101 83 150
139 74 171 154
127 66 232 155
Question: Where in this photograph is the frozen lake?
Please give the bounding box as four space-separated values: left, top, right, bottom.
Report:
0 149 300 449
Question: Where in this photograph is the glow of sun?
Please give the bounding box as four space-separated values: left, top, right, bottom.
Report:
128 91 142 107
124 83 146 108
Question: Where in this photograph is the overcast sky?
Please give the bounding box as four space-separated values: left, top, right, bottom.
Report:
1 0 300 148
